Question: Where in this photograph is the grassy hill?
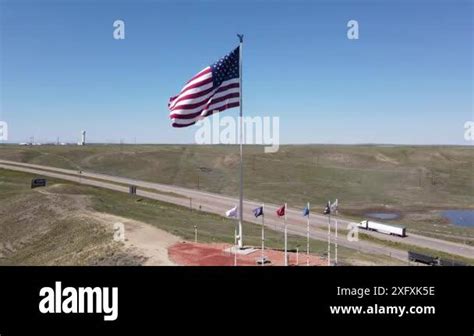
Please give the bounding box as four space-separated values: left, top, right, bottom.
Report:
0 169 402 266
1 144 473 240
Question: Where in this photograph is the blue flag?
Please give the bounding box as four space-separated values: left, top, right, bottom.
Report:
253 206 264 218
303 206 310 217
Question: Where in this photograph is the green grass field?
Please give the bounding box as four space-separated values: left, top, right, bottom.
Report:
1 144 473 241
0 170 145 265
0 168 403 265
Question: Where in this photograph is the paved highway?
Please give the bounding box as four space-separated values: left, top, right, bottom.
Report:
1 159 473 262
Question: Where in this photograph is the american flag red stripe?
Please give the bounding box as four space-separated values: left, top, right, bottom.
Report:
168 47 240 128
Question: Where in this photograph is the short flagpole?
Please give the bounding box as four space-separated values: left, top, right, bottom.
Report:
334 198 339 266
234 221 237 266
328 201 331 266
284 202 288 266
335 200 338 266
261 203 265 266
306 202 310 266
237 34 244 249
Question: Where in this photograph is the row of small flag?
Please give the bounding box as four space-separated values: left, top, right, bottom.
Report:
225 199 339 219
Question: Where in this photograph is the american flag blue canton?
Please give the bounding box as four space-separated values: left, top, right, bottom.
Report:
211 47 240 87
169 46 241 128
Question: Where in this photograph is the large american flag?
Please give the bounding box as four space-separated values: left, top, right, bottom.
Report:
169 47 240 128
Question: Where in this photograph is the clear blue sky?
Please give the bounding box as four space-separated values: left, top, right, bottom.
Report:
0 0 472 144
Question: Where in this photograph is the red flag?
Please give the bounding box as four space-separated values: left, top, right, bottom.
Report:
276 205 286 217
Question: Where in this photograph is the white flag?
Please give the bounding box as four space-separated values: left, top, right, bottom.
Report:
330 199 338 212
226 206 238 218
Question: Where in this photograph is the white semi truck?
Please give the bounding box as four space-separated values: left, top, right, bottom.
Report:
357 220 406 237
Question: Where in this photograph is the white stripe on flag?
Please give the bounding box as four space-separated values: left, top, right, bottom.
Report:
171 97 240 125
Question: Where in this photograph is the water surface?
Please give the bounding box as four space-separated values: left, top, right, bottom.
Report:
442 210 474 228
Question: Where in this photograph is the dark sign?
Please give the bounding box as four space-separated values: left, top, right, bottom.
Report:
31 178 47 189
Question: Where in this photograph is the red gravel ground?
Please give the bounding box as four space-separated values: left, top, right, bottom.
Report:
168 242 327 266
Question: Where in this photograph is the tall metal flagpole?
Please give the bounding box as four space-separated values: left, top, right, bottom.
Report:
237 34 244 249
306 202 310 266
284 203 288 266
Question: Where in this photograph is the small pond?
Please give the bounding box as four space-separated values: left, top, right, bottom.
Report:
442 210 474 228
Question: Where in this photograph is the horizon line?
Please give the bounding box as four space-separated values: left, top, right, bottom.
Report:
1 142 472 147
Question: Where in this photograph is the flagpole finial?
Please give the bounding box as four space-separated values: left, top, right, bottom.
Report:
237 34 244 43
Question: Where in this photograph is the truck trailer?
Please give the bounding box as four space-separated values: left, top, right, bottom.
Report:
357 220 406 237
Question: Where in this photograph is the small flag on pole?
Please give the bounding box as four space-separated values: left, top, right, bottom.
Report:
253 206 264 218
276 205 286 217
323 201 331 215
330 199 338 213
168 47 240 128
226 206 238 218
303 206 310 217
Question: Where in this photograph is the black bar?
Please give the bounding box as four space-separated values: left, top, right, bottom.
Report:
0 267 472 335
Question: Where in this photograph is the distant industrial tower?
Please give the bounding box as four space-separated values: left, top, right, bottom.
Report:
79 130 86 146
